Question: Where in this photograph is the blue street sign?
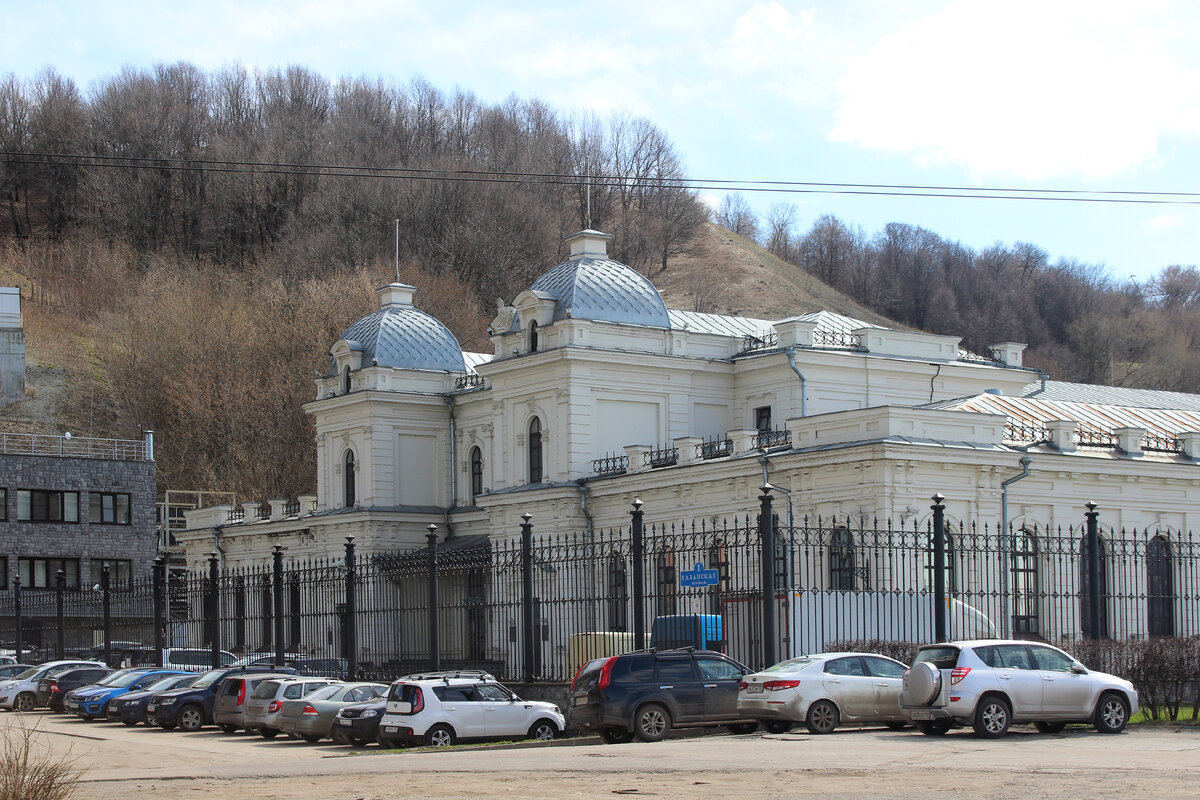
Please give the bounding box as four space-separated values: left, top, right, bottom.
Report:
679 561 719 588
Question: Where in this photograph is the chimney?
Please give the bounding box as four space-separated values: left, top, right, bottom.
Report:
378 283 416 309
989 342 1027 367
565 229 612 260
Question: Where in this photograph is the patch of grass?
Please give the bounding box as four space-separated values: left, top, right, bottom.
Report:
0 718 81 800
1131 706 1199 726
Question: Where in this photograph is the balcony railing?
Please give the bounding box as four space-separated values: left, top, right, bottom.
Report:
644 447 679 469
455 374 486 390
592 454 629 477
0 432 150 461
753 429 792 450
698 438 733 460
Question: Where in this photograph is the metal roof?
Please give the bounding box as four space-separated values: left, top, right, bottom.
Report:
667 309 773 337
463 352 492 373
934 392 1200 437
335 306 466 373
1023 380 1200 412
528 257 671 328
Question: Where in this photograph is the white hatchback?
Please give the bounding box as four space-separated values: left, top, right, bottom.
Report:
378 671 565 747
0 660 107 711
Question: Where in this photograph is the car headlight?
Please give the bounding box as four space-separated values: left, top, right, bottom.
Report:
359 709 378 718
123 700 137 706
160 697 177 705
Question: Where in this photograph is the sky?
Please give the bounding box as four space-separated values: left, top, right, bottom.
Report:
4 0 1199 282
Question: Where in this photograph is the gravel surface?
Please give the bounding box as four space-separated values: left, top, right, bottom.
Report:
6 712 1199 800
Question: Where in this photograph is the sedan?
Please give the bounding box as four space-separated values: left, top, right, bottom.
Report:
275 682 387 743
738 652 910 734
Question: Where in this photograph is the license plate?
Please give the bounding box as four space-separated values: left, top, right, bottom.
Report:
383 726 397 733
572 695 587 706
338 718 352 726
66 701 78 708
910 710 932 720
147 704 156 712
745 684 763 694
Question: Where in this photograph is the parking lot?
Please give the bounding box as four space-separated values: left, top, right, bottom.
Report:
4 712 1199 800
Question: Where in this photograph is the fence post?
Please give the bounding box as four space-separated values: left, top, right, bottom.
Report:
931 493 947 642
759 487 776 668
272 545 284 667
521 513 535 682
344 536 357 681
55 569 65 659
426 525 440 671
101 565 112 667
208 552 221 669
631 499 645 648
152 557 165 664
12 576 21 663
1085 501 1103 639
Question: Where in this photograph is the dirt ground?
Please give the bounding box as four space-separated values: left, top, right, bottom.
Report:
7 712 1200 800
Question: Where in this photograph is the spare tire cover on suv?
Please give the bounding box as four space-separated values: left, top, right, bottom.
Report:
905 662 941 706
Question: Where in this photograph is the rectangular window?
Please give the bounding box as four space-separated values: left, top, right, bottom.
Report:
16 490 80 522
0 488 6 521
89 493 131 525
92 559 132 588
754 406 772 432
0 556 7 590
18 557 81 589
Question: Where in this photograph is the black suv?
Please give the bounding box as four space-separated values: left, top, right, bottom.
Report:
146 665 297 731
568 648 757 743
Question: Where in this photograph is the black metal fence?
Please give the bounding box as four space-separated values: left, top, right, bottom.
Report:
4 498 1198 683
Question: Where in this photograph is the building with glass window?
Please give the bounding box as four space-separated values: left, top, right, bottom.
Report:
176 229 1200 646
0 432 157 595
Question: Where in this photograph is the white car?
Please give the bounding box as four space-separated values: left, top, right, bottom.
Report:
378 670 565 747
737 652 910 734
0 660 107 711
899 639 1139 738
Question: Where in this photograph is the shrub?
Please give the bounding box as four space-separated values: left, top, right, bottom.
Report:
0 719 80 800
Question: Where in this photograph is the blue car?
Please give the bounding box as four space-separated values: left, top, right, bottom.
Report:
148 665 296 732
109 673 199 725
65 668 192 720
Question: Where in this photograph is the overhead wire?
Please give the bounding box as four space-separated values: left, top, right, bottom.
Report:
2 150 1199 205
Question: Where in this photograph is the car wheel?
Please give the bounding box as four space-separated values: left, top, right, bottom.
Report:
805 700 839 735
178 705 205 732
145 713 159 727
425 724 456 747
916 720 951 736
14 693 35 713
330 728 348 745
633 704 671 743
725 722 759 735
528 720 558 741
1093 693 1130 734
972 696 1011 739
885 722 907 731
763 720 793 734
260 728 279 740
600 727 634 744
1034 721 1066 734
301 733 322 744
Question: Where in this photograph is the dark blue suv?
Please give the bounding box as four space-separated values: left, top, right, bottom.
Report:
147 665 296 732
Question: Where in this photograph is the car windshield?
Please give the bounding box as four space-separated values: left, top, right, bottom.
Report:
145 675 190 691
13 667 40 680
305 684 344 701
190 670 225 690
762 658 815 672
913 647 960 670
102 670 150 688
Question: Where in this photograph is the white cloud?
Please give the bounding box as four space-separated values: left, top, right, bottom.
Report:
1145 215 1181 232
829 0 1200 180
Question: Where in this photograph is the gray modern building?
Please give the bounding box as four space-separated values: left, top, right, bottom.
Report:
0 288 24 407
0 431 157 594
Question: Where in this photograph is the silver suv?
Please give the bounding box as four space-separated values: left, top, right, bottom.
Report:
899 639 1138 738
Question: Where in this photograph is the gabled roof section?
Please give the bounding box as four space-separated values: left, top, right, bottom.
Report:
933 392 1200 437
1023 380 1200 412
667 309 773 337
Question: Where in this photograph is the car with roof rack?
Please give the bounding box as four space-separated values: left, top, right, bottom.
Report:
568 647 757 743
378 669 564 748
146 664 297 731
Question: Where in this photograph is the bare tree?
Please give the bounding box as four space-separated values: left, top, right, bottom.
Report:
715 193 758 240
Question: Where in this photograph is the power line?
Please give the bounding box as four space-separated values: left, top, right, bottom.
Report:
3 150 1200 206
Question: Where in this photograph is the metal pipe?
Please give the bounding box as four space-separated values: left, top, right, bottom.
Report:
785 348 807 418
443 396 457 538
1000 455 1033 638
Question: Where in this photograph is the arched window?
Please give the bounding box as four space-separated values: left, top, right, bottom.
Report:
527 418 543 483
1147 535 1175 637
1010 530 1040 636
830 527 857 590
343 450 356 508
607 554 628 631
469 446 483 503
529 321 539 353
342 365 352 394
1079 534 1109 638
